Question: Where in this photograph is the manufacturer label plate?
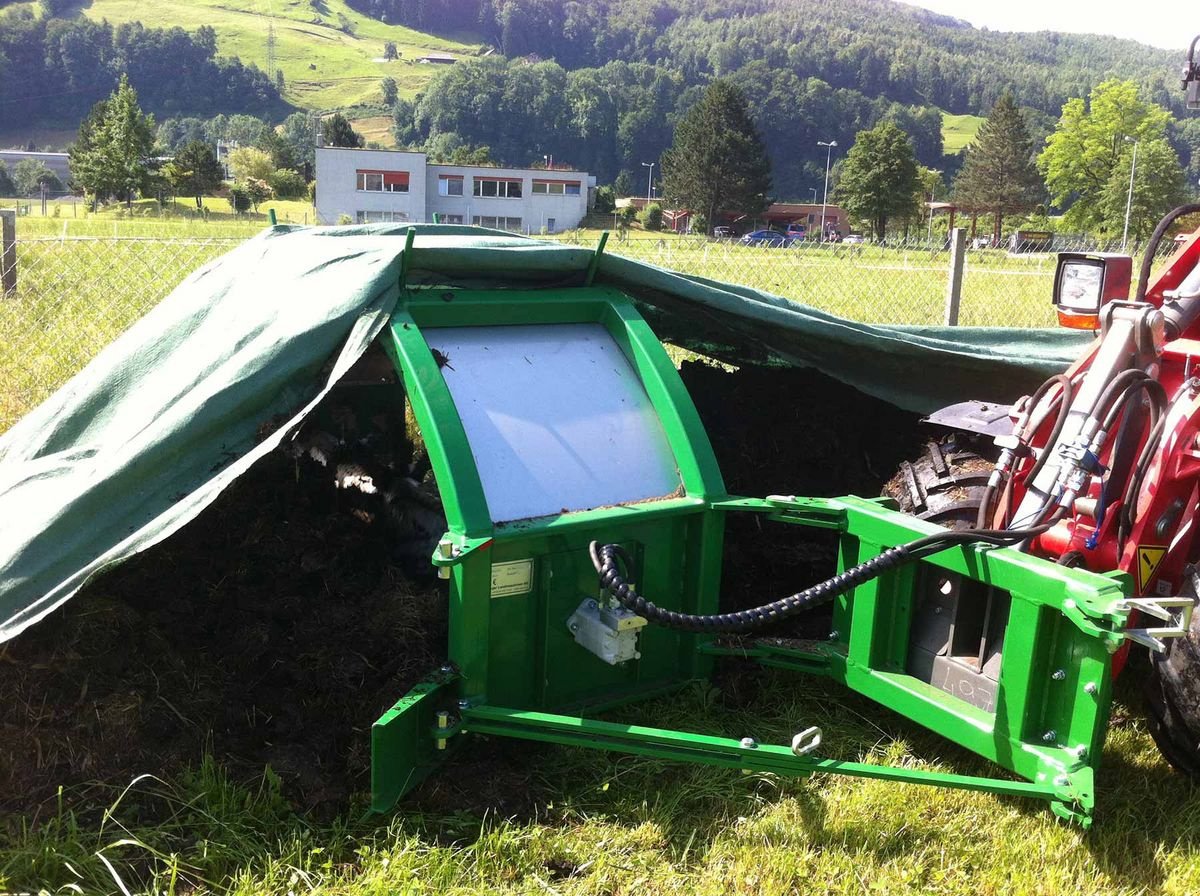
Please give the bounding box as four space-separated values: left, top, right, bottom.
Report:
491 560 534 597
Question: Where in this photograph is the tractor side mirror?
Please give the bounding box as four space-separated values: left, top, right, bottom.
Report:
1052 252 1133 330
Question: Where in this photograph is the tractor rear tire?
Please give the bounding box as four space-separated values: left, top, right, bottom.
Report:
882 438 993 530
1144 568 1200 778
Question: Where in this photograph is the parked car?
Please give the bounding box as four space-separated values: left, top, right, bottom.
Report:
785 224 807 240
712 226 733 239
739 229 793 247
843 232 865 244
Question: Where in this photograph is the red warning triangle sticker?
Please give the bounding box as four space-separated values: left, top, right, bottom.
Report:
1136 545 1167 593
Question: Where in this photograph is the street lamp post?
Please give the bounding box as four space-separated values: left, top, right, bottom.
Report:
1122 136 1139 251
641 161 655 204
809 187 817 204
818 140 838 241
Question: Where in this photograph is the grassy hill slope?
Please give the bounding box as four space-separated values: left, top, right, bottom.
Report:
941 112 985 154
64 0 483 110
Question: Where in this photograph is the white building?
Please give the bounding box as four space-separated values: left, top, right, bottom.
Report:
314 147 594 233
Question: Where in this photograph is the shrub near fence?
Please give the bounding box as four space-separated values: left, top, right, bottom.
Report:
0 222 1180 433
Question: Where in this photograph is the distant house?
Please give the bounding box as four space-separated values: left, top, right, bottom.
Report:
416 53 456 65
616 198 850 238
314 146 596 233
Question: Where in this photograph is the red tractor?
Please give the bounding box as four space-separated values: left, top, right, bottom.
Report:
887 43 1200 775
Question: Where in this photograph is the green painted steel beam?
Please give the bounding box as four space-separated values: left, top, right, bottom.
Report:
461 705 1075 804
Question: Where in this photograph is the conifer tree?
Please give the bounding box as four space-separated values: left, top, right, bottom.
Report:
661 80 771 228
953 93 1042 243
69 75 157 209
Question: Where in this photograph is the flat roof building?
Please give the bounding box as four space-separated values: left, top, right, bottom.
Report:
314 147 594 234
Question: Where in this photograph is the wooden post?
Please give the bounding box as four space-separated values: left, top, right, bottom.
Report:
944 227 966 326
1 209 15 296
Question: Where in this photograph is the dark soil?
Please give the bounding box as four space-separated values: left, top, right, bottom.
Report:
0 361 923 823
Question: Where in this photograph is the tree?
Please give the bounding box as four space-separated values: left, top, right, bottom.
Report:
164 140 224 210
381 76 397 106
244 177 273 212
321 112 365 148
952 93 1043 243
269 167 307 199
1039 79 1178 233
593 184 615 214
227 146 275 183
836 121 919 240
660 80 771 227
613 170 633 197
641 202 663 230
1099 141 1186 242
69 75 157 208
383 41 399 61
0 162 13 197
12 159 62 197
228 183 251 214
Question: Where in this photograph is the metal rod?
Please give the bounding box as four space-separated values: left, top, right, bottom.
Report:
462 705 1062 801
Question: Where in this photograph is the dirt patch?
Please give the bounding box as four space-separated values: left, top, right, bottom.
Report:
680 361 924 621
0 363 923 822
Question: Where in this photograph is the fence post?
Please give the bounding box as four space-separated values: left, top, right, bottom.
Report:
1 209 15 296
944 227 966 326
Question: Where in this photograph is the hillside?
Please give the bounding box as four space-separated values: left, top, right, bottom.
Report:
85 0 483 109
4 0 483 110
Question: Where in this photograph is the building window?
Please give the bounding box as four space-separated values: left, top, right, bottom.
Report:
473 177 522 198
472 215 523 231
356 210 409 223
438 214 464 224
807 213 815 224
531 180 581 196
357 170 409 193
438 176 464 197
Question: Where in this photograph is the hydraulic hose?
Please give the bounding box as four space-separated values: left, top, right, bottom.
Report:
1135 203 1200 340
589 520 1058 634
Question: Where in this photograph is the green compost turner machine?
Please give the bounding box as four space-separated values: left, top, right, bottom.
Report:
371 246 1132 827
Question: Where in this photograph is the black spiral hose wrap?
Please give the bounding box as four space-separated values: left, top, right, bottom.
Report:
590 540 912 634
589 520 1057 635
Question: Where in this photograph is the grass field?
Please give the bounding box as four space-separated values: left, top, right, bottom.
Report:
55 0 484 110
2 658 1199 894
942 112 986 154
0 221 1062 429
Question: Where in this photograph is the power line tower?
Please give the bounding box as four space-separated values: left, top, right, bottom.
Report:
266 20 277 81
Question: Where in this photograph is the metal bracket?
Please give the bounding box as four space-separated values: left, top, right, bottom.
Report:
430 534 495 576
1121 596 1196 652
791 726 823 756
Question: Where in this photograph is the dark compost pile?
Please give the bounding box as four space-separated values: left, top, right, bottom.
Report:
0 360 924 821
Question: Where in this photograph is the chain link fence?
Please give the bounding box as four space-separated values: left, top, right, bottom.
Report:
0 229 243 430
0 219 1181 433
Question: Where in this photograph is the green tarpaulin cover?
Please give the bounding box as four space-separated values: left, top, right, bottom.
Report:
0 224 1090 642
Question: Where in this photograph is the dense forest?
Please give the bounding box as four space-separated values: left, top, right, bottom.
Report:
348 0 1180 118
392 56 947 197
0 8 285 125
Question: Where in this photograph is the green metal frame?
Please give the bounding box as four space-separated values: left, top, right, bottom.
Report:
370 272 1131 827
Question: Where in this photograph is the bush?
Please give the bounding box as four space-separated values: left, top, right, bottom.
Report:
269 168 307 200
618 205 638 225
640 202 663 231
593 185 615 214
228 184 251 214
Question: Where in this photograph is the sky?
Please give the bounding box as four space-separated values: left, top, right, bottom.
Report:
897 1 1188 51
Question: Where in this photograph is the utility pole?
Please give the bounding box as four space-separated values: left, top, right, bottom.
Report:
818 140 838 241
1122 136 1139 251
641 161 655 204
